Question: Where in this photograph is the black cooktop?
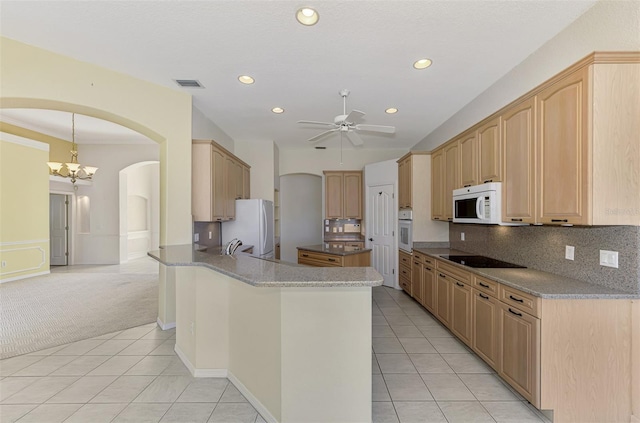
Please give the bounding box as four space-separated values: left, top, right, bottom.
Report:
440 255 526 269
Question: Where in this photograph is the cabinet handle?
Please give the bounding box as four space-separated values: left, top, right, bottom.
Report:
479 282 490 288
425 267 432 271
511 218 523 222
509 295 524 303
464 184 471 188
216 218 222 221
328 258 336 262
456 282 464 287
414 261 420 265
439 273 446 278
551 219 568 223
484 179 493 183
434 217 440 220
508 308 523 317
369 238 374 241
302 254 309 257
447 218 453 221
479 293 489 300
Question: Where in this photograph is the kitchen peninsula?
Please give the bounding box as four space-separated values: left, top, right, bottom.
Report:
149 245 382 423
297 244 371 267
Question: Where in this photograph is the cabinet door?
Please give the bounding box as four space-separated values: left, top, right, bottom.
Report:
224 156 237 220
242 165 250 199
450 279 473 346
404 156 412 208
436 272 451 328
499 303 540 406
422 263 436 314
502 97 536 224
325 172 344 219
234 161 243 201
343 172 362 219
192 143 213 222
398 159 406 208
478 116 502 183
211 146 226 221
411 258 423 303
431 149 444 221
472 289 500 370
537 68 589 225
459 132 477 187
443 142 459 221
399 266 412 295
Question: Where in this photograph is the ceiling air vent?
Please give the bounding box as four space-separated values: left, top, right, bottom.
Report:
174 79 204 88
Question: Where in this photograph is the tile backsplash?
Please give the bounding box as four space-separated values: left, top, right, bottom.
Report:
449 224 640 294
193 221 221 247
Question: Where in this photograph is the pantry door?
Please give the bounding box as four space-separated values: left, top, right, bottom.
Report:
367 184 395 287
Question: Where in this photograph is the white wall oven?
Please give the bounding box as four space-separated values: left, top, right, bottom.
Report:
398 209 413 252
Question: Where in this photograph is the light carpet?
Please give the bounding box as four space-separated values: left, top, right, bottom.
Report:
0 272 158 359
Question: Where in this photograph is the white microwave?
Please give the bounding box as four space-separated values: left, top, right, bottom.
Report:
452 182 503 225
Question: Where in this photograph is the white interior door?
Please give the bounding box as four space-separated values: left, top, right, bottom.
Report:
368 184 395 287
50 194 68 265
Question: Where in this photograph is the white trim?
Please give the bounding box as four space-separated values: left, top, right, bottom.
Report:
156 317 176 330
0 270 50 284
0 132 50 151
173 344 228 377
0 246 47 275
0 239 49 246
227 371 278 423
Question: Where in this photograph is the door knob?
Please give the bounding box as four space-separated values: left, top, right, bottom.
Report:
368 238 374 241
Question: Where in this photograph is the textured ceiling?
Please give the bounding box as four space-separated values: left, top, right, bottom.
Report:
0 0 596 149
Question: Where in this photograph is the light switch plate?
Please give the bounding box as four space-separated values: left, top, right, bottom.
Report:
600 250 619 268
461 232 465 241
194 233 199 242
565 245 574 260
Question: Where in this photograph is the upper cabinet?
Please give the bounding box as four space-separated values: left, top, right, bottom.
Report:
324 170 362 219
431 52 640 226
192 140 251 222
430 149 444 221
398 155 412 208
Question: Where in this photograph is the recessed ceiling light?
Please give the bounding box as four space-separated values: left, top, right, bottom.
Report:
413 58 433 70
385 108 398 114
296 7 319 26
271 107 285 114
238 75 255 84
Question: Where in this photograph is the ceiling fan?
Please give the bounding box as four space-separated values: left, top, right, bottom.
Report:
297 89 396 146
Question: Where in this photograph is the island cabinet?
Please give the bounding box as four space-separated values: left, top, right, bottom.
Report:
323 170 362 219
192 140 250 222
297 247 370 267
398 249 412 295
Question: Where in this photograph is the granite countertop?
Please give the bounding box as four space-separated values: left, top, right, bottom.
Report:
297 244 372 256
149 244 382 288
413 247 639 299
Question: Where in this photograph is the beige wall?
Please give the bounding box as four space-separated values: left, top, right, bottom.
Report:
0 121 72 163
413 0 640 151
0 37 192 247
234 139 276 201
279 147 407 176
0 134 50 281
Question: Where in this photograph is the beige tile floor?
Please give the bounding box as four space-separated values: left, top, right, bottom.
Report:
371 285 551 423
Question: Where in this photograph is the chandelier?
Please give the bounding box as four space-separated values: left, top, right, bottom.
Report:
47 113 98 185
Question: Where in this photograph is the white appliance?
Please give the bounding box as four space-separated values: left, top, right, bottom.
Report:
398 208 413 252
222 199 275 258
453 182 506 225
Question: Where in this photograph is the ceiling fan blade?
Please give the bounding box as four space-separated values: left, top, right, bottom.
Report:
354 124 396 134
308 129 338 143
298 120 336 127
344 110 365 123
346 130 364 146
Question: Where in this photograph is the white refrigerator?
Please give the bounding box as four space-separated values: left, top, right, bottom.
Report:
221 199 275 259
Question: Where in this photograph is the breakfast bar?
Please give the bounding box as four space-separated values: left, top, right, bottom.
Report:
149 245 383 423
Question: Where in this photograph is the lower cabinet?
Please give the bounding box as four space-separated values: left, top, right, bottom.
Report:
411 254 424 304
471 288 500 370
422 262 436 314
297 250 370 267
498 301 540 405
435 272 451 327
450 279 473 347
398 250 412 296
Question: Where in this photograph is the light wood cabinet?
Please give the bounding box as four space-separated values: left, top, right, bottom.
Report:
323 171 362 219
472 288 500 370
242 165 250 199
192 140 250 222
537 67 589 225
398 249 412 296
411 252 424 304
459 132 477 187
502 96 536 224
451 278 473 346
443 142 459 221
435 272 451 328
498 301 540 405
297 249 370 267
477 116 502 183
397 155 412 208
422 260 436 314
430 148 444 221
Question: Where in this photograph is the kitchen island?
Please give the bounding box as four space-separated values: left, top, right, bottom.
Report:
297 244 371 267
149 245 382 423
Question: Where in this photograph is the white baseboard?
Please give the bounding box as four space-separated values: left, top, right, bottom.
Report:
227 371 277 423
156 317 176 330
0 270 50 284
173 344 227 378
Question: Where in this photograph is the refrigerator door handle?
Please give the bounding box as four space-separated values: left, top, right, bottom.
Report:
261 202 267 254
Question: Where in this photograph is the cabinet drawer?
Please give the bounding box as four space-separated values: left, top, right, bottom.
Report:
399 275 412 294
436 259 471 283
500 285 540 318
399 250 412 267
344 242 364 248
399 264 412 280
423 256 435 267
298 251 344 267
473 275 499 298
413 251 424 263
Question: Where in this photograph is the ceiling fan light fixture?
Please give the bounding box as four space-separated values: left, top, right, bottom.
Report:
413 58 433 70
296 7 319 26
385 108 398 114
271 107 285 114
238 75 255 85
